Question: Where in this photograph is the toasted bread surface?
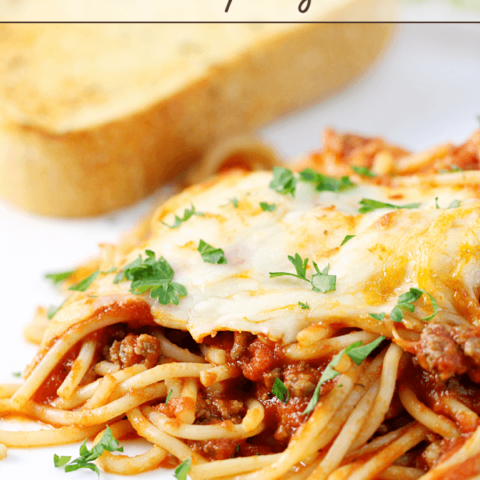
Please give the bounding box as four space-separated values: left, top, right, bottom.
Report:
0 21 395 217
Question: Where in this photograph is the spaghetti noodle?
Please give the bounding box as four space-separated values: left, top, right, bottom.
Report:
3 129 480 480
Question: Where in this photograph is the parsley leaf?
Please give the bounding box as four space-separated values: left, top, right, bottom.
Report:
272 378 289 403
68 271 99 292
448 200 460 209
340 235 355 246
114 255 143 284
347 336 385 365
260 202 276 212
161 204 204 229
368 312 386 321
435 198 461 210
299 168 355 192
298 301 310 310
390 287 438 323
270 254 336 294
351 166 376 178
54 426 123 476
198 240 227 264
175 458 192 480
270 253 308 281
358 198 420 214
12 372 22 378
439 164 464 174
115 250 187 306
165 389 173 406
269 167 297 196
303 337 385 415
47 301 65 320
54 455 72 467
45 270 74 285
230 198 239 208
311 263 336 293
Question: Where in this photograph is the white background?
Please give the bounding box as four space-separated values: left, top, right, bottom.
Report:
1 15 480 480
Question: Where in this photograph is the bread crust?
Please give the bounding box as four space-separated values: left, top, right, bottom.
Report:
0 22 395 217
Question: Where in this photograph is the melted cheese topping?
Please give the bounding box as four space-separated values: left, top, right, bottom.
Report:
49 170 480 344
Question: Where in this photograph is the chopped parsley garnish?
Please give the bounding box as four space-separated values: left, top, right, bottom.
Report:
358 198 420 214
270 254 336 294
54 426 123 475
269 167 297 196
68 271 100 292
47 301 65 320
161 204 204 229
390 287 438 323
12 372 21 378
235 445 240 456
45 270 75 285
260 202 276 212
448 200 461 209
298 301 310 310
299 168 355 192
351 166 376 178
303 336 385 415
198 240 227 264
230 198 239 208
340 235 355 246
114 250 187 306
165 390 173 406
272 377 289 403
436 197 460 210
440 164 463 173
174 458 192 480
368 312 386 321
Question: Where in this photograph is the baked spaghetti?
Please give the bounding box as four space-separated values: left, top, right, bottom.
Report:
2 129 480 480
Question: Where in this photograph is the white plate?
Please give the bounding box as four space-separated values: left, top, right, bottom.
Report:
1 20 480 479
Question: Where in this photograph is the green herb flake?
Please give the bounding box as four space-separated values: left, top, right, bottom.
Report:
260 202 277 212
174 458 192 480
311 263 336 294
270 254 336 294
390 287 438 323
440 164 464 174
303 336 385 415
351 166 376 178
198 240 227 265
299 168 355 192
435 197 440 209
54 455 72 468
165 390 173 406
358 198 420 214
230 198 239 208
272 377 289 403
448 200 461 209
235 445 240 456
45 270 75 285
368 312 386 321
68 271 100 292
298 301 310 310
340 235 355 246
54 426 123 476
12 372 22 378
114 250 187 306
162 204 204 229
47 303 63 320
269 167 297 196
